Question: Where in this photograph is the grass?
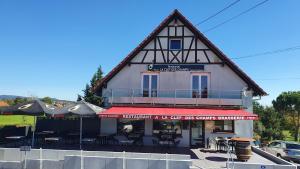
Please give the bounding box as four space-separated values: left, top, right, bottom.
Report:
0 115 36 127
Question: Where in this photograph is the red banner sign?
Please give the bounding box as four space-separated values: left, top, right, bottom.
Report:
98 114 258 120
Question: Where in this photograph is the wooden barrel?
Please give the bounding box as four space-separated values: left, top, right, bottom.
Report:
235 141 252 161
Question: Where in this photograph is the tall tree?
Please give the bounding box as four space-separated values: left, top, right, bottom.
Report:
273 91 300 141
82 66 104 106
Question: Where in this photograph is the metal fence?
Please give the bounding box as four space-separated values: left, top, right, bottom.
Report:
102 88 252 108
0 148 191 169
103 88 244 99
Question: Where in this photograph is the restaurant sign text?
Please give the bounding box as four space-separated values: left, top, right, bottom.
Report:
148 64 204 72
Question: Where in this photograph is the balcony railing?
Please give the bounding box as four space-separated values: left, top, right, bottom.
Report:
103 88 251 107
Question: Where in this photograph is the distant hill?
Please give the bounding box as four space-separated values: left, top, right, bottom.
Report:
0 95 74 104
0 95 24 100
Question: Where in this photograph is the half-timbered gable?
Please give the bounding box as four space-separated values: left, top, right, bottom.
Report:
131 19 221 64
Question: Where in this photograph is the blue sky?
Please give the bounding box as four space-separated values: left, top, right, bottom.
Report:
0 0 299 105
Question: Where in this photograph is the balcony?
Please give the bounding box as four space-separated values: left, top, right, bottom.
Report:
102 88 252 107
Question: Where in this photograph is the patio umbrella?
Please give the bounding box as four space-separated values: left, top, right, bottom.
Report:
0 100 57 116
56 100 105 149
0 99 59 147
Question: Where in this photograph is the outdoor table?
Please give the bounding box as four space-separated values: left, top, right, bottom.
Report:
36 131 55 135
82 138 96 144
5 136 25 140
119 140 134 146
45 137 61 141
4 136 26 147
36 131 55 142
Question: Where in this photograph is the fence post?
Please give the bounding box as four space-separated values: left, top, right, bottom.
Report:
165 153 168 169
123 151 126 169
23 151 27 169
81 150 84 169
40 148 43 169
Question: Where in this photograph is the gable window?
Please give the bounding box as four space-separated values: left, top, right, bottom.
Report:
142 74 158 97
170 39 181 50
191 74 209 98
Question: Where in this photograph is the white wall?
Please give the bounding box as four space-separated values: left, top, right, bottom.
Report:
102 64 247 96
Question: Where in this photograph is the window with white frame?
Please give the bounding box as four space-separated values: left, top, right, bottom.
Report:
142 74 158 97
191 74 209 98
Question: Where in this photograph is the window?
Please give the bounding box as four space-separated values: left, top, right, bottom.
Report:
153 120 182 136
142 74 158 97
269 142 281 148
170 39 181 50
191 74 209 98
117 119 145 135
213 120 234 132
286 143 300 149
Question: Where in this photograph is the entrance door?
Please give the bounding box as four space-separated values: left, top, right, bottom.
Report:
190 121 205 147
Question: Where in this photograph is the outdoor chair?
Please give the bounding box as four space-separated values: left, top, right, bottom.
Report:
207 137 218 150
216 139 227 152
173 139 181 147
97 134 109 145
228 140 235 152
132 134 144 146
106 134 118 145
152 138 159 146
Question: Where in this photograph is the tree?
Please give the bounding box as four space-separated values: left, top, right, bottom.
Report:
77 95 82 101
82 66 104 106
12 97 29 105
41 97 53 104
90 66 103 88
273 91 300 141
253 101 283 141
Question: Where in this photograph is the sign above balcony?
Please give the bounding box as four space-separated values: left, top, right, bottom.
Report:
148 64 204 72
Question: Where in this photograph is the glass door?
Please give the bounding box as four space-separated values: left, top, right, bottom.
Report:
142 74 158 97
191 74 209 98
190 121 205 147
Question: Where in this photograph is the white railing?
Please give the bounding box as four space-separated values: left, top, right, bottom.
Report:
103 88 252 107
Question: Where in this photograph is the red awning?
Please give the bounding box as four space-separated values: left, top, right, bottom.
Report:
98 107 258 120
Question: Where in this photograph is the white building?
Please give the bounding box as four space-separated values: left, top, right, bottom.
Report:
93 10 266 147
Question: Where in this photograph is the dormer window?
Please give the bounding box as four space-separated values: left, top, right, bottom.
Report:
170 39 181 50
